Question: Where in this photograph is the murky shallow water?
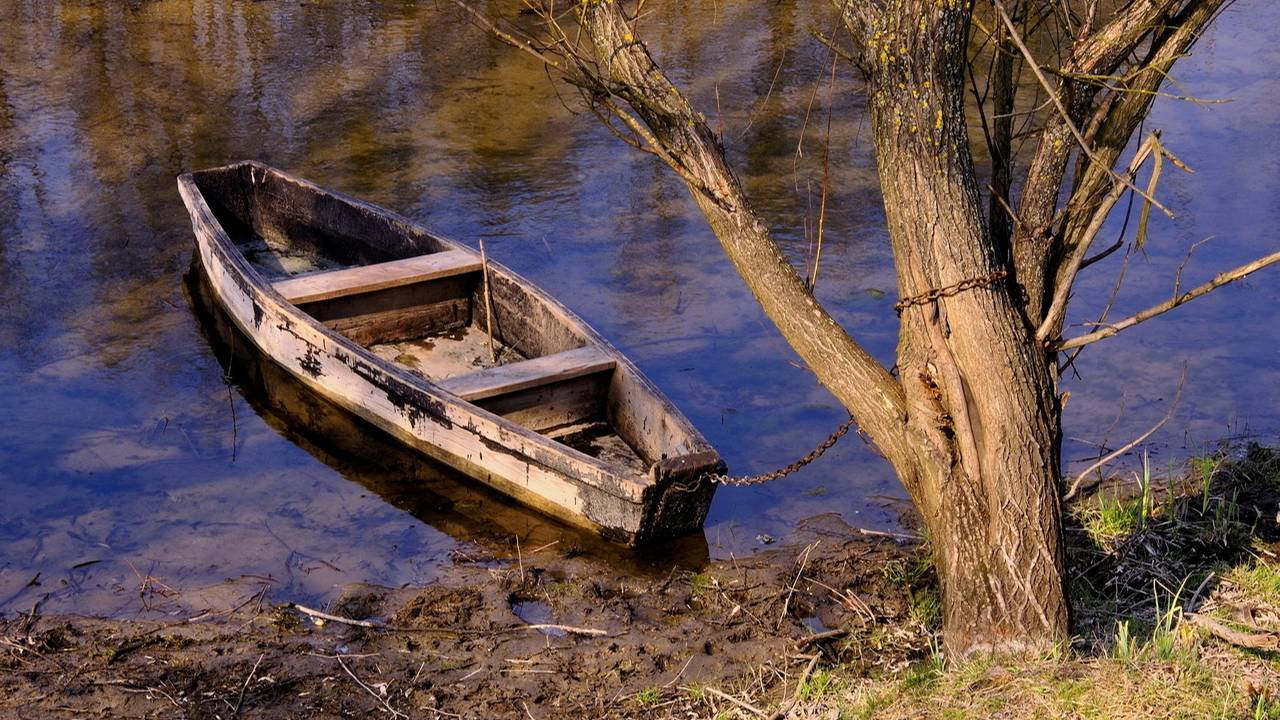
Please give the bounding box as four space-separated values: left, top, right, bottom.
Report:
2 0 1278 617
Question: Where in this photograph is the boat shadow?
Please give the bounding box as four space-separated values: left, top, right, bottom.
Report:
182 261 711 573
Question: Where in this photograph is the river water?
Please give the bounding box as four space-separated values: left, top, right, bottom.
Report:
2 0 1278 616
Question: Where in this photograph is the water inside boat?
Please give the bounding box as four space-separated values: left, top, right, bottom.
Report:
194 167 653 475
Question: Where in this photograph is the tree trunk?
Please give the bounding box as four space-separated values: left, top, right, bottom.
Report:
858 3 1068 654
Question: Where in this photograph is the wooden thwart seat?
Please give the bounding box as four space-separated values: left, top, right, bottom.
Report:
438 346 616 401
273 249 481 304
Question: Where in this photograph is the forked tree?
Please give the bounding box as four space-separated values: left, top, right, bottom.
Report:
455 0 1276 655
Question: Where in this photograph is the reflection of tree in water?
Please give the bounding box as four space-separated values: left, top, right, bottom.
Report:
0 74 18 347
0 0 887 371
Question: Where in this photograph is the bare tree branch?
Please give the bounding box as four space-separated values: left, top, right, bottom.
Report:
1046 0 1228 333
1036 132 1161 341
448 0 567 72
1010 0 1187 321
992 0 1172 218
1055 249 1280 351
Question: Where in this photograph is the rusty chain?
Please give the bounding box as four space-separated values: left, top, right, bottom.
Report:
704 416 857 486
893 269 1009 315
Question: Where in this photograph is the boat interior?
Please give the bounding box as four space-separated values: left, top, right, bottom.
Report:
188 164 697 477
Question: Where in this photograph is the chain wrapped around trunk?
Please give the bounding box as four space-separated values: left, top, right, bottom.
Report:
703 415 857 486
893 269 1008 315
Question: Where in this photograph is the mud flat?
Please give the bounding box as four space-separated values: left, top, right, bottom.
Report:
0 518 928 719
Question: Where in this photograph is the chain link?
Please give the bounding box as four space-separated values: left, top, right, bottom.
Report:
704 416 857 486
893 269 1009 315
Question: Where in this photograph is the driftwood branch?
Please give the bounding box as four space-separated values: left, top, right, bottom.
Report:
1055 249 1280 351
291 603 606 637
1186 612 1280 651
292 603 380 628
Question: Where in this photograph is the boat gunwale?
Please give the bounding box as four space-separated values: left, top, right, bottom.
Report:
176 161 716 505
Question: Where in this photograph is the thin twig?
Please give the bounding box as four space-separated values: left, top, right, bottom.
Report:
291 603 605 637
1038 132 1160 342
778 542 818 630
662 654 695 688
232 653 265 719
522 624 608 637
697 687 767 717
292 604 381 629
795 628 849 648
807 53 839 291
334 654 408 719
448 0 565 72
1064 368 1185 500
768 654 820 720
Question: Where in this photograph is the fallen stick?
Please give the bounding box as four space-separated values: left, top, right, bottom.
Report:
1186 613 1279 651
521 623 608 637
699 686 767 717
795 629 848 648
292 603 380 629
232 653 265 719
769 654 821 720
334 654 408 719
291 603 606 637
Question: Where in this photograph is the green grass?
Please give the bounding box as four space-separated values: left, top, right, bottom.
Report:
683 684 707 701
634 686 660 707
797 448 1280 719
822 649 1263 719
688 448 1280 720
1190 455 1219 514
1079 451 1158 546
688 571 718 599
798 668 840 701
908 587 940 631
1254 695 1280 720
882 552 934 587
1225 555 1280 604
1080 493 1147 544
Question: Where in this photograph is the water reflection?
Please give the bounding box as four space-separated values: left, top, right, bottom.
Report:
0 0 1277 616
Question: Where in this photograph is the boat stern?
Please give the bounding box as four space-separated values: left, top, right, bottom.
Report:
632 450 725 545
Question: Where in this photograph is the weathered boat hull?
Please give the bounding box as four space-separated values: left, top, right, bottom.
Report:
177 162 722 545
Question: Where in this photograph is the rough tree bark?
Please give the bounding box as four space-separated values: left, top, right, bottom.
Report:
846 3 1068 653
457 0 1276 656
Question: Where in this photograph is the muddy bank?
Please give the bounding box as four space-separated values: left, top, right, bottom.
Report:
0 519 928 719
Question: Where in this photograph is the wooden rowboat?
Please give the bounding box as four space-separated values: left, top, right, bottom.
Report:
177 161 723 545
